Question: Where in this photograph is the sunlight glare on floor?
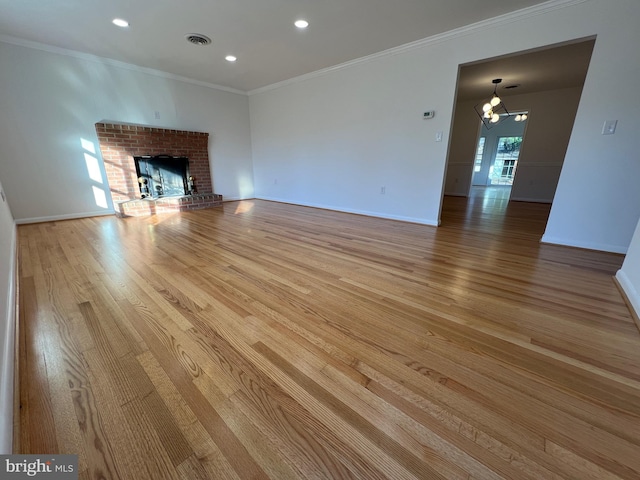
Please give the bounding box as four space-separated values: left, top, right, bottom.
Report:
235 201 255 214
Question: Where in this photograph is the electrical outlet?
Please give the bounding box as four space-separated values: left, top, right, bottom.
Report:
155 111 161 119
380 186 386 195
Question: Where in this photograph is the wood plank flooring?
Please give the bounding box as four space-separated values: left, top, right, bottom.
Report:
16 194 640 479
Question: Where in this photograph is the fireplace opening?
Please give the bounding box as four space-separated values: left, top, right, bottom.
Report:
134 155 190 198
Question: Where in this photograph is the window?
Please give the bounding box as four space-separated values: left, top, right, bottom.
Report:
501 159 516 178
474 137 486 172
489 136 522 185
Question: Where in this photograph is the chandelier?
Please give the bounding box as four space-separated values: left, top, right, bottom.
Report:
474 78 510 129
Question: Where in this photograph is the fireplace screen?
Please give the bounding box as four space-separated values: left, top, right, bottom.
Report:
134 155 189 198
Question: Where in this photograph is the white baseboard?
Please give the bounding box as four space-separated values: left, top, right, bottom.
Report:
0 222 16 454
256 196 438 226
541 235 628 254
15 210 114 225
615 270 640 326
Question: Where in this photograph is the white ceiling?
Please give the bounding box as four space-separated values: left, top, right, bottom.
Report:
457 39 595 103
0 0 556 93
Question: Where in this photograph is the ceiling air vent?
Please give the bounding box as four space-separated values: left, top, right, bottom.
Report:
185 34 212 46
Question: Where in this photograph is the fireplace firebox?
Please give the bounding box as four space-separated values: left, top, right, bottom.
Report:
134 155 190 198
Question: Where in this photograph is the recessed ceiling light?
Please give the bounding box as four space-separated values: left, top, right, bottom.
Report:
225 55 237 62
112 18 129 28
294 19 309 29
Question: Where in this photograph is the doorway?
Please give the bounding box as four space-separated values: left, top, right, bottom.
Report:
490 136 522 186
441 37 595 228
471 114 528 200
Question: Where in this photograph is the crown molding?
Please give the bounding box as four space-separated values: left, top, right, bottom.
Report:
248 0 590 96
0 34 247 96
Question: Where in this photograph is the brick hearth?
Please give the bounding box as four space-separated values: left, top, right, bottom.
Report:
116 193 223 218
95 123 222 217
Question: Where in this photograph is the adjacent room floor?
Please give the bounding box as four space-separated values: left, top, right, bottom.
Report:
15 196 640 479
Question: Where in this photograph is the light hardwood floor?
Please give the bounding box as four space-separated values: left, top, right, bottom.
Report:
16 195 640 479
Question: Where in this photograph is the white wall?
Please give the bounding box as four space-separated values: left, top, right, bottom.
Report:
249 45 454 225
0 176 16 453
0 42 254 222
250 0 640 249
542 2 640 252
445 87 583 203
617 217 640 321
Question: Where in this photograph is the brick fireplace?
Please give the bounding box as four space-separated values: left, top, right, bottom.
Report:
95 123 222 217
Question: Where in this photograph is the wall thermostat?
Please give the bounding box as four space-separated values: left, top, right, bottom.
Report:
423 111 435 119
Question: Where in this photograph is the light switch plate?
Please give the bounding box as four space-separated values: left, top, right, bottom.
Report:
602 120 617 135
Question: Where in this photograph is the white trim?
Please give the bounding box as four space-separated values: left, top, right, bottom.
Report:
0 35 246 96
0 222 16 454
248 0 590 95
616 270 640 322
15 210 114 225
256 196 438 226
541 235 628 254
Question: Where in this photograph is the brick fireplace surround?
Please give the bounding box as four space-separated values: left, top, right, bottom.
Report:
95 123 222 217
